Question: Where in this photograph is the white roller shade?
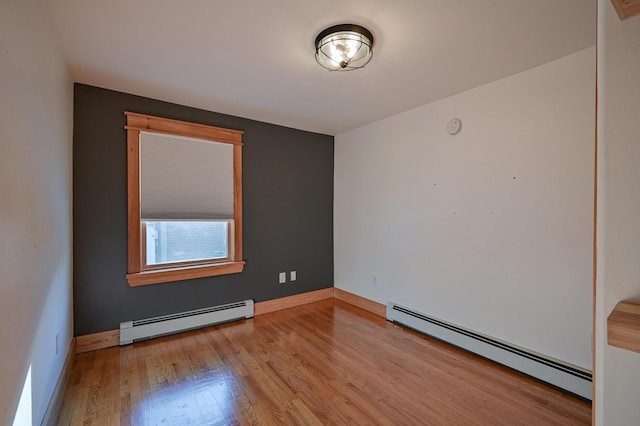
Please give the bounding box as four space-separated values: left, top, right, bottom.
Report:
140 131 234 219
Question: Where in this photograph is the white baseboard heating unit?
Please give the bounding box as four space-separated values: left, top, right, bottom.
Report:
387 302 592 400
120 300 254 345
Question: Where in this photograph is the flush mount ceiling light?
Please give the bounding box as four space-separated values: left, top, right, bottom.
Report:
315 24 374 71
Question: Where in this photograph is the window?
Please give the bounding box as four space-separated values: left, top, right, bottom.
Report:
125 112 244 286
143 220 229 267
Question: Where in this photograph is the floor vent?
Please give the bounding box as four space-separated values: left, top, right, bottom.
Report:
120 300 254 345
387 302 592 400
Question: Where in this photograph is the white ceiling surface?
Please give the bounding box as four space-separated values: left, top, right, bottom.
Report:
44 0 596 135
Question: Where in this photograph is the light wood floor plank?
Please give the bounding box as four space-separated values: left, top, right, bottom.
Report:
57 299 591 425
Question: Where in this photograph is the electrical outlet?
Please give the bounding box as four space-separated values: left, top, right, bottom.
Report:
290 271 297 281
279 272 286 284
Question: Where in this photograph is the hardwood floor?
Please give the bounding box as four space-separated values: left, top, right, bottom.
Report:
57 299 591 425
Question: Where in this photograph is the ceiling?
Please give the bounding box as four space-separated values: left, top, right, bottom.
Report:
43 0 596 135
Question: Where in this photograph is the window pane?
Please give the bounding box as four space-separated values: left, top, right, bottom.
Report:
145 221 228 266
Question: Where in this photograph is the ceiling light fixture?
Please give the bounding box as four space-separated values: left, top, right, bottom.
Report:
315 24 374 71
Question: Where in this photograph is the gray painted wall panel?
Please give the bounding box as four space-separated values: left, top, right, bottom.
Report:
73 84 334 335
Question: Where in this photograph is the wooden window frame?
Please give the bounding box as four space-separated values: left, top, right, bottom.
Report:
125 112 244 286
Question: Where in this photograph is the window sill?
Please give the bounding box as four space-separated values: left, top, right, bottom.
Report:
126 261 245 287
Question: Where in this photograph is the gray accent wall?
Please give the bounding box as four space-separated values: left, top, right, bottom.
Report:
73 84 334 335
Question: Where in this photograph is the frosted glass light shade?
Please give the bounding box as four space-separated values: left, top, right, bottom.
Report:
315 24 374 71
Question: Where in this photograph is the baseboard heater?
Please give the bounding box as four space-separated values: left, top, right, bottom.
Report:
120 300 254 345
387 302 592 400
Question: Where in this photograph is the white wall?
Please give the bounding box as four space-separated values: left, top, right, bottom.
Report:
596 1 640 424
335 47 595 369
0 0 73 424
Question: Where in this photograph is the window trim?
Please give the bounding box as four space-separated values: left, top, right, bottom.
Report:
125 112 244 286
